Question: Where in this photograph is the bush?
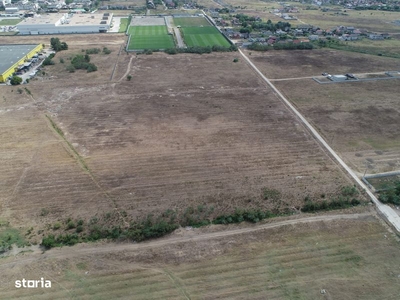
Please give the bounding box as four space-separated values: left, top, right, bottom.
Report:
53 223 61 230
233 58 239 62
86 63 97 72
66 65 75 73
102 47 111 54
86 48 101 54
10 76 22 85
66 220 75 229
42 57 55 66
127 74 132 81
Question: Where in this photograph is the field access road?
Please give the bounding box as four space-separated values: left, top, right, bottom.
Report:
239 49 400 233
0 213 372 269
174 27 186 48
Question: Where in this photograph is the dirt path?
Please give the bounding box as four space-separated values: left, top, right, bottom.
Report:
118 55 134 82
0 213 372 269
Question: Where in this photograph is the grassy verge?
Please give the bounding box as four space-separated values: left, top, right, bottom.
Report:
0 223 28 254
118 18 129 33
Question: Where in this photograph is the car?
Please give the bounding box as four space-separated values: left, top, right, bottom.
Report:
322 72 328 76
345 73 356 79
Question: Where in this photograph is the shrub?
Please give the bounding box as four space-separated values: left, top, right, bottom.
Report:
53 223 61 230
127 74 132 81
42 57 55 66
85 48 101 54
66 220 75 229
66 65 75 73
102 47 111 54
86 63 97 73
233 58 239 62
10 76 22 85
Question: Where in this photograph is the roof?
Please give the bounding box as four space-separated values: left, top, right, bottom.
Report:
20 13 111 26
0 44 39 75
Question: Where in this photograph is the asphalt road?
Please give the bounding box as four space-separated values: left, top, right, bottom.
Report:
239 48 400 233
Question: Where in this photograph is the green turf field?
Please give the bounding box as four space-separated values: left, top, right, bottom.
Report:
128 25 175 50
181 26 231 47
173 17 211 27
118 18 129 33
0 19 21 26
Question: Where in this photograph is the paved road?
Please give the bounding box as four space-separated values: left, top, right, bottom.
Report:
239 49 400 233
0 213 371 268
174 27 186 48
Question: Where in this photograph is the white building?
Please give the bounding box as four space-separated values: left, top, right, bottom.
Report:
17 13 113 34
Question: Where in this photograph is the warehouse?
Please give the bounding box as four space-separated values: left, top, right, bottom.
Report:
17 13 113 35
0 44 43 83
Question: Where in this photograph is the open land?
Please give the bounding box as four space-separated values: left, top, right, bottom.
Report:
245 49 400 175
2 212 400 299
0 34 356 240
128 25 175 50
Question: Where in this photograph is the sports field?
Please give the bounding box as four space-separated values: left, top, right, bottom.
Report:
181 26 231 47
173 16 211 27
127 25 175 50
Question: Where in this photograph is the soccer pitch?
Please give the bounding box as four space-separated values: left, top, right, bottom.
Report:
181 26 231 48
173 17 211 27
128 25 175 50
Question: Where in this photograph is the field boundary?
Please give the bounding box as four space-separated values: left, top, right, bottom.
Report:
363 171 400 191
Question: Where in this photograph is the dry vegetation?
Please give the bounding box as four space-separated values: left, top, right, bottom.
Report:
1 213 400 299
0 34 356 244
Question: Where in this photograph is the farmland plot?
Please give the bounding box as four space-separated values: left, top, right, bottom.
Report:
247 50 400 174
29 51 352 224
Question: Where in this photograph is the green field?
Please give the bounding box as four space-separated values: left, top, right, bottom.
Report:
0 19 21 26
173 16 211 27
118 18 129 33
128 25 175 50
181 26 231 47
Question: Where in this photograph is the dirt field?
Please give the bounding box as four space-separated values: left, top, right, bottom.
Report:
1 212 400 299
246 50 400 174
0 34 357 241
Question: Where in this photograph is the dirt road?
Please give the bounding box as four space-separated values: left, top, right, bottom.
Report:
0 213 372 269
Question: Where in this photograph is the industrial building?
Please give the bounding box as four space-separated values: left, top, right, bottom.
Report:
0 44 43 83
17 13 113 35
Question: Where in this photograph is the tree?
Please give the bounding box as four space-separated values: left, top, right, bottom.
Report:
10 76 22 85
127 74 132 81
50 38 68 52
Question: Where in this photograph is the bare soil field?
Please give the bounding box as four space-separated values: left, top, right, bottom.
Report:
247 50 400 174
245 49 400 79
0 34 356 241
1 212 400 299
34 52 354 222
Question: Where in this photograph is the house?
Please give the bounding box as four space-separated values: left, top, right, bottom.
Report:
368 34 384 40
